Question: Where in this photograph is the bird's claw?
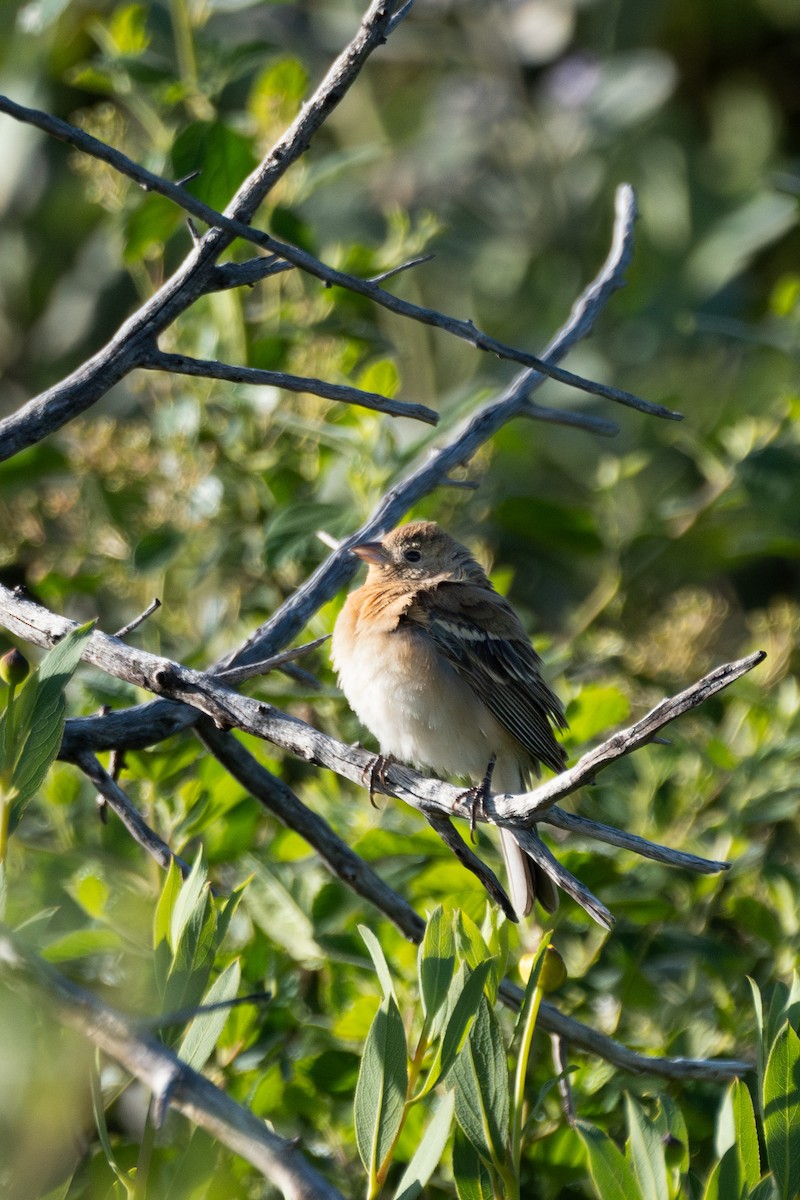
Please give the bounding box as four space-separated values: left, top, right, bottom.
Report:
456 753 497 843
362 753 393 807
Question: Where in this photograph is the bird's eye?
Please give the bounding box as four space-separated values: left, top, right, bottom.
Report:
404 549 422 562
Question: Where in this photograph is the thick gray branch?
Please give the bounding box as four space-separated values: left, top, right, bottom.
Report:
0 928 344 1200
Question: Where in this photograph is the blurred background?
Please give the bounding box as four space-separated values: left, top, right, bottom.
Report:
0 0 799 1196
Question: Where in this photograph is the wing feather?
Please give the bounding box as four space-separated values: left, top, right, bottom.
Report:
406 581 567 775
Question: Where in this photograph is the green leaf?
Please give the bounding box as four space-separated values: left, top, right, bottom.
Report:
171 121 258 213
358 358 400 398
451 996 508 1170
575 1120 642 1200
170 853 209 952
354 995 408 1178
42 928 123 962
132 526 185 573
763 1021 800 1199
9 623 94 812
359 924 396 1002
107 4 150 54
154 858 183 951
453 1123 495 1200
748 976 766 1116
651 1094 689 1178
392 1090 455 1200
625 1094 669 1200
732 1079 762 1189
456 911 498 1003
90 1054 125 1185
124 194 183 265
243 856 324 966
249 57 309 128
748 1178 780 1200
419 906 455 1025
72 872 110 920
432 958 494 1092
566 683 631 744
178 959 241 1072
702 1145 743 1200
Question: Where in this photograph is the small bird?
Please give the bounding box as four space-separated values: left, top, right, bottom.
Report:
331 520 568 918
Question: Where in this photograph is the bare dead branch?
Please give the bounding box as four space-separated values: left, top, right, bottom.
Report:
0 93 672 464
141 349 439 425
425 814 516 921
73 751 192 878
518 400 619 437
215 635 331 687
516 984 752 1082
483 651 767 826
0 928 345 1200
368 253 435 283
113 598 161 639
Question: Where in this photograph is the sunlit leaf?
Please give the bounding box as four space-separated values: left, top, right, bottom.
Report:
354 995 408 1176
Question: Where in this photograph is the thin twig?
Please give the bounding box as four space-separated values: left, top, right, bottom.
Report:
519 401 619 437
368 253 434 283
215 635 331 686
426 814 516 921
210 257 294 290
522 984 752 1082
543 807 731 873
140 991 272 1031
113 598 161 639
141 349 439 425
482 652 768 825
72 751 192 878
514 828 614 930
246 227 679 419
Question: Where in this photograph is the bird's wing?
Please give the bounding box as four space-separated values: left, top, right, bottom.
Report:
407 581 567 775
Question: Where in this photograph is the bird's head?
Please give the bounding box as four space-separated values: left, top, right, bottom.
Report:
351 521 485 584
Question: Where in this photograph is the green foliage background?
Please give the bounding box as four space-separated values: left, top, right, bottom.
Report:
0 0 799 1196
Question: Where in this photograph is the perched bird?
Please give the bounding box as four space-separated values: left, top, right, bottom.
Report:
331 520 567 918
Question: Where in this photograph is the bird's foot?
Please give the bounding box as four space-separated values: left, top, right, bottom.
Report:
362 753 394 807
456 753 497 843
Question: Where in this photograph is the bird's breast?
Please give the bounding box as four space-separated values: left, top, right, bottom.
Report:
332 618 523 783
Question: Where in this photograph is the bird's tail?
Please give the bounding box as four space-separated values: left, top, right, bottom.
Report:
495 761 558 919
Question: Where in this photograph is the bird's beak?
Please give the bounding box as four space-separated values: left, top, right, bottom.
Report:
350 540 387 565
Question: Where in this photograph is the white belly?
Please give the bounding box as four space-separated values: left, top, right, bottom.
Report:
333 625 523 787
